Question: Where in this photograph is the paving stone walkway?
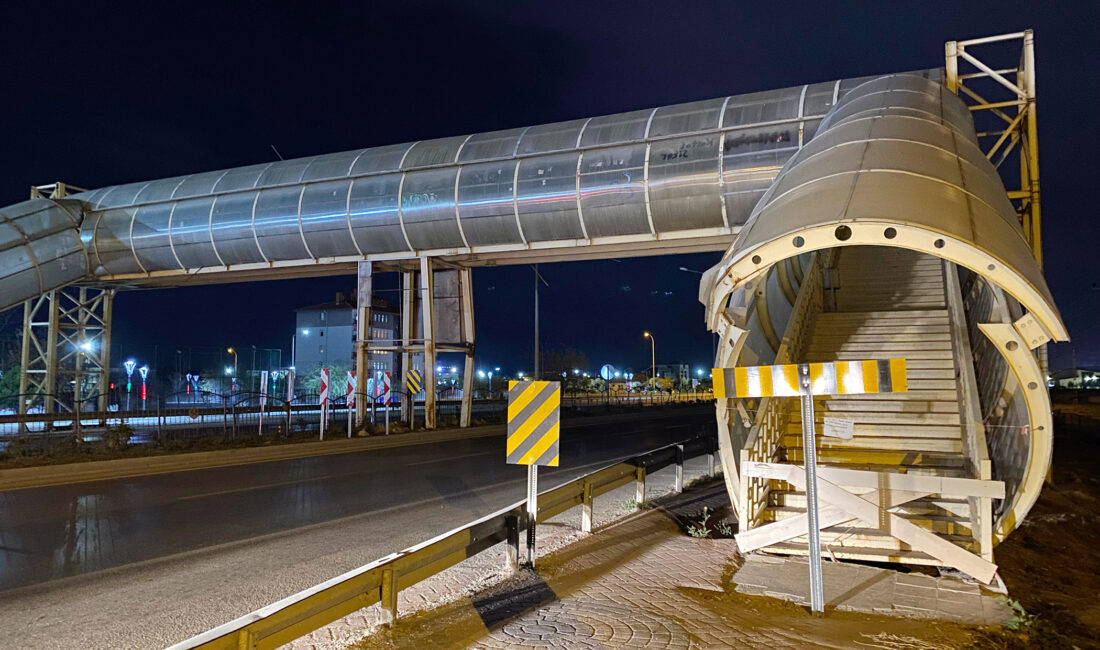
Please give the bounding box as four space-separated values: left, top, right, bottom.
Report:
349 480 1006 649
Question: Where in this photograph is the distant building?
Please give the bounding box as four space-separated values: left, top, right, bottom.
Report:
654 363 690 385
293 293 401 387
1049 367 1100 389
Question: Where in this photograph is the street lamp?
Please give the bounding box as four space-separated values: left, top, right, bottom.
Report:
139 365 149 409
643 331 656 387
227 347 238 391
678 266 703 275
124 359 137 410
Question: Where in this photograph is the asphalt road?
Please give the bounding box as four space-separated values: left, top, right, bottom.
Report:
0 406 713 649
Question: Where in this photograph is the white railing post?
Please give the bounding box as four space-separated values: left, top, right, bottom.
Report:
581 481 593 533
634 466 646 504
674 444 684 493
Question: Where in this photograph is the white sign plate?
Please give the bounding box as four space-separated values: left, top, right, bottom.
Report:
822 417 854 439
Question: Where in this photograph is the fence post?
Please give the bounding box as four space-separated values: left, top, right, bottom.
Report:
707 448 716 477
505 515 520 571
634 466 646 504
674 444 684 494
581 481 593 533
380 568 398 626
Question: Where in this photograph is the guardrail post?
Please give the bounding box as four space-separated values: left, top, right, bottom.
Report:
634 466 646 504
505 514 520 571
581 481 593 533
707 448 715 477
674 444 684 494
381 567 398 626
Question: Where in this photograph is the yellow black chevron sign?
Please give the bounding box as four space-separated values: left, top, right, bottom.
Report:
406 369 423 394
507 380 560 466
713 359 907 399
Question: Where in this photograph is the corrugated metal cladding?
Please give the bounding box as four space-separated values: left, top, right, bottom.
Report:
76 73 916 277
0 72 951 313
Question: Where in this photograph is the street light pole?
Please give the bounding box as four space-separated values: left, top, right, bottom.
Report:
643 331 656 387
227 347 238 391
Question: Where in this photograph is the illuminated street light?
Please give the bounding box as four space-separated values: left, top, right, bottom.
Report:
79 340 93 352
643 331 656 387
139 365 149 409
696 368 704 376
225 366 233 375
301 329 310 335
227 347 239 390
477 370 486 378
124 359 137 411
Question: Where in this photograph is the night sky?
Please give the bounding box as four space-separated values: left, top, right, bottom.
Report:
2 2 1097 375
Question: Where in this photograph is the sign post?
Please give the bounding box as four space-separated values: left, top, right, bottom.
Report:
713 358 908 615
506 380 561 568
319 367 330 440
259 370 269 436
797 364 825 614
382 372 392 435
346 371 356 438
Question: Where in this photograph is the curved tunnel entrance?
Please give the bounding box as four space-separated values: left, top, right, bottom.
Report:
704 242 1053 580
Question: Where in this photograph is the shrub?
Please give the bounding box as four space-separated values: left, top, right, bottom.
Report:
103 424 133 450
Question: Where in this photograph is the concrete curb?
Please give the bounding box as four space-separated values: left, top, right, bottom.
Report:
0 426 504 492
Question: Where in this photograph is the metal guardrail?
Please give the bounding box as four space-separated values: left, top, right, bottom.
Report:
168 433 716 650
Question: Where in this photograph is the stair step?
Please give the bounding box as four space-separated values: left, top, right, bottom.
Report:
819 399 960 413
784 423 963 438
824 389 958 401
780 435 963 453
762 531 976 555
810 332 952 343
762 508 973 537
769 491 971 518
816 310 948 320
784 447 967 467
805 350 955 361
790 410 961 426
762 541 946 566
808 342 954 353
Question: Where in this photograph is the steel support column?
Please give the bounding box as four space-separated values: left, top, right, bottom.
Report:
419 257 437 430
459 267 475 428
355 261 372 429
400 270 415 426
18 286 115 430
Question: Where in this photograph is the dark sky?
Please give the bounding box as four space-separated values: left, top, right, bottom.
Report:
2 1 1097 374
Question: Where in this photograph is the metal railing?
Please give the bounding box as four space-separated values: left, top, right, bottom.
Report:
169 433 717 650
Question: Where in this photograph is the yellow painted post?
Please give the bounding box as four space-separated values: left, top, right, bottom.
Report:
380 568 398 626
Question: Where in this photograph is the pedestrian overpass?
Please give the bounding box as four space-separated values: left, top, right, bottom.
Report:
0 32 1061 579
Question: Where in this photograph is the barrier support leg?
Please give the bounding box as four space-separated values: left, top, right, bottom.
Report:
635 466 646 504
381 568 398 627
581 481 593 533
674 444 684 494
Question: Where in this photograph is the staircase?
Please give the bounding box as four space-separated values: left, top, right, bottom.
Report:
760 247 982 564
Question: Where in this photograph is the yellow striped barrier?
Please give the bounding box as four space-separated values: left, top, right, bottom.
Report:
712 358 907 399
507 380 560 467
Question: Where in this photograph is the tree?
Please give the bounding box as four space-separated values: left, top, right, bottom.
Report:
298 361 351 397
0 363 20 398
